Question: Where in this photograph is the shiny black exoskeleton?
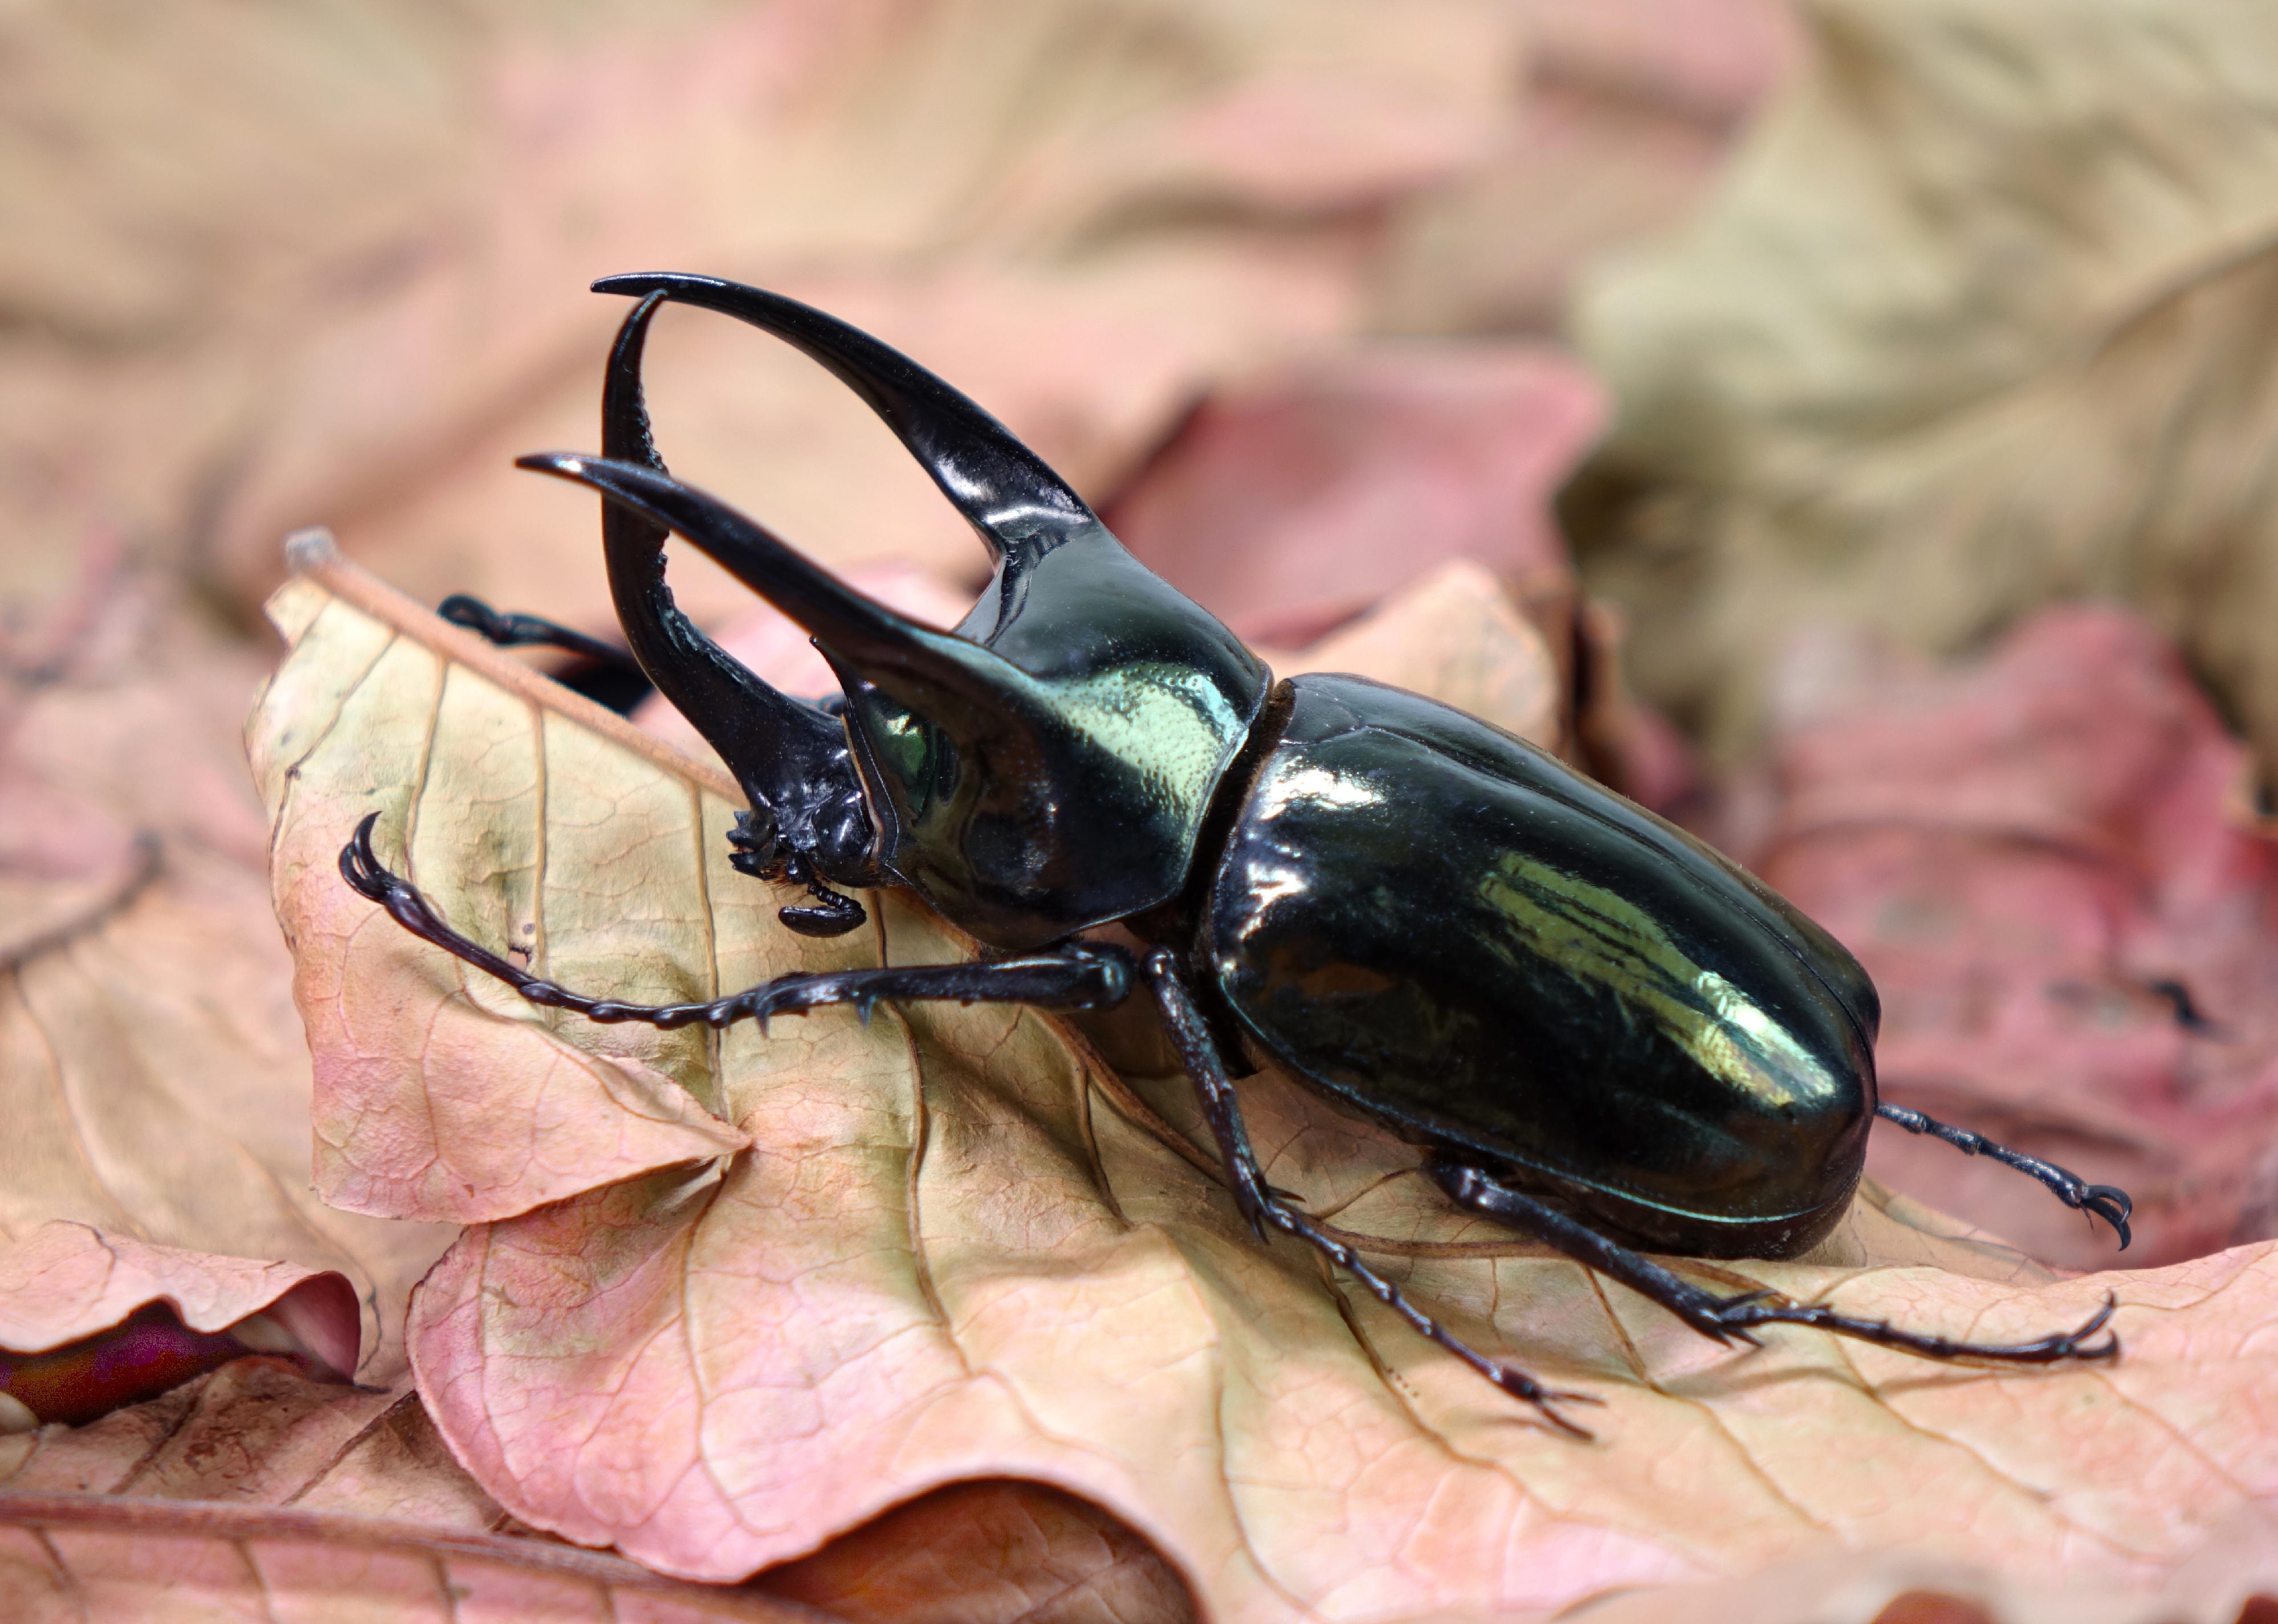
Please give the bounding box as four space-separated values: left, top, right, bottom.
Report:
348 273 2132 1435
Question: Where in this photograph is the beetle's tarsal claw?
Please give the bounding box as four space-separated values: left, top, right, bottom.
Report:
2079 1185 2133 1250
1505 1381 1603 1442
2063 1292 2122 1360
339 813 390 900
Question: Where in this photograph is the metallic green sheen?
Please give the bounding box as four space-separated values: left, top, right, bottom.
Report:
1202 675 1877 1257
841 519 1270 952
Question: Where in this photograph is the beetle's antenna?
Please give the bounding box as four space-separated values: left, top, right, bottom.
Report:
592 272 1091 578
518 451 1022 721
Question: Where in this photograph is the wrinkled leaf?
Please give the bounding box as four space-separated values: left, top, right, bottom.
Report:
250 536 755 1225
1564 0 2278 779
0 1494 830 1623
3 1363 1194 1624
0 1225 357 1429
1719 607 2278 1270
256 542 2278 1619
0 1357 846 1619
1 1361 475 1516
0 567 451 1382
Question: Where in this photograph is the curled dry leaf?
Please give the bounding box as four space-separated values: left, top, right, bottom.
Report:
255 542 2278 1619
754 1479 1197 1624
0 1224 357 1430
1563 0 2278 778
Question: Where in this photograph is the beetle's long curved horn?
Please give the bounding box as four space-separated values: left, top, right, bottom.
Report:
588 295 853 817
592 271 1091 575
518 451 1019 713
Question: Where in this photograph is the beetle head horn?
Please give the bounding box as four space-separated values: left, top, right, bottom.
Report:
520 444 1271 951
523 450 1018 713
553 275 1272 949
592 271 1088 574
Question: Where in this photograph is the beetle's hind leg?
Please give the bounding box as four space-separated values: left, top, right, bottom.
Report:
1427 1157 2120 1369
1140 949 1602 1438
1874 1100 2133 1249
340 814 1132 1026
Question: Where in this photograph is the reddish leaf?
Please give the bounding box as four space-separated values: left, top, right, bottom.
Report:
1107 344 1605 645
1742 607 2278 1268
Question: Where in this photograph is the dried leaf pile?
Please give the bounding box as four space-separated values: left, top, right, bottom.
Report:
228 540 2278 1622
9 1 2278 1621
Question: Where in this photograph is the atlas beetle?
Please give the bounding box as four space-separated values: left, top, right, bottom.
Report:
344 272 2132 1435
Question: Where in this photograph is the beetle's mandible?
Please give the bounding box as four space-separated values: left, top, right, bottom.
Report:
344 272 2132 1436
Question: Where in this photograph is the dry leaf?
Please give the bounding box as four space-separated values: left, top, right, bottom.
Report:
1262 558 1567 753
0 1225 357 1430
3 0 1541 623
0 1339 821 1622
0 1352 834 1619
4 1362 1193 1624
252 540 2278 1619
0 1494 831 1623
1107 345 1604 646
1561 1528 2278 1624
1714 607 2278 1271
1563 0 2278 779
755 1479 1196 1624
0 569 451 1382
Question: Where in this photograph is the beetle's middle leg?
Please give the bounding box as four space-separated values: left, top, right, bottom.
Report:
1427 1157 2120 1368
1140 949 1602 1437
1874 1101 2133 1248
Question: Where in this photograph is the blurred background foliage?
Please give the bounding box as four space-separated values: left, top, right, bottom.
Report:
0 0 1779 634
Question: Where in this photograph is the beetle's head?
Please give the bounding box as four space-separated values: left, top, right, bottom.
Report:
524 275 1271 951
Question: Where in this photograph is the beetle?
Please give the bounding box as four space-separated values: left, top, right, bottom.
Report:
343 272 2132 1435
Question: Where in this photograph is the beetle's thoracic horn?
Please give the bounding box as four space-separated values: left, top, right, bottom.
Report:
517 451 1018 713
587 296 858 826
590 271 1090 574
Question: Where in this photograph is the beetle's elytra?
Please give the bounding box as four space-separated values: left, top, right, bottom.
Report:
347 272 2132 1435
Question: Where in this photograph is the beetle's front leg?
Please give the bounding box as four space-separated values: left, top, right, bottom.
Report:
1427 1157 2120 1366
1140 949 1601 1437
340 814 1131 1027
